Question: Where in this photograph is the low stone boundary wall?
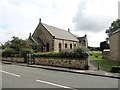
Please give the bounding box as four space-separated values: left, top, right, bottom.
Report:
2 57 88 70
35 58 88 69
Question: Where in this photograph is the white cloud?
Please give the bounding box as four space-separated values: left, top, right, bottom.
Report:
0 0 119 47
0 0 40 43
73 0 119 32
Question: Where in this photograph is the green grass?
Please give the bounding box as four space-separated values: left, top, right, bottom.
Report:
91 51 119 71
91 51 102 56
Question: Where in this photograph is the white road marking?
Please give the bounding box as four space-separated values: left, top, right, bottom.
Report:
36 79 71 89
0 70 21 77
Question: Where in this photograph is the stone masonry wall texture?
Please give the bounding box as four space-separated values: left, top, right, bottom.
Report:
33 23 54 51
2 57 88 70
35 58 88 69
109 31 120 61
54 39 77 52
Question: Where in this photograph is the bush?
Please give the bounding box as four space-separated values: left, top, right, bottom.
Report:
20 49 34 62
34 46 88 60
59 49 73 58
2 48 34 63
34 52 60 58
2 48 16 58
60 47 88 59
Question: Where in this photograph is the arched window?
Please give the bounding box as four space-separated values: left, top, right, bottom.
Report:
65 43 67 48
59 43 62 52
46 43 49 52
74 44 76 47
70 44 72 49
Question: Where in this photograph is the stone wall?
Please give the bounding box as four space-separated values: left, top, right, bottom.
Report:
33 22 54 52
2 57 88 70
54 39 77 52
109 30 120 61
34 58 88 69
118 31 120 60
102 50 110 59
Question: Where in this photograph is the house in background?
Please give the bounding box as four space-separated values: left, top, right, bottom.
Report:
109 29 120 61
29 19 88 52
77 35 88 48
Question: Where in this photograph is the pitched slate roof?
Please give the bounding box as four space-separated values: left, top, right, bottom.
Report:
42 23 78 41
32 36 46 46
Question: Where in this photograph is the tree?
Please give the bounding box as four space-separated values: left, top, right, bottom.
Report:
10 36 27 53
2 36 34 62
106 19 120 36
100 41 110 51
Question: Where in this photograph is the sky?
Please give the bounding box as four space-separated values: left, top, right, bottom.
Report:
0 0 119 47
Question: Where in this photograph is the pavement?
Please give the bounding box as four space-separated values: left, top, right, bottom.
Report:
2 60 120 79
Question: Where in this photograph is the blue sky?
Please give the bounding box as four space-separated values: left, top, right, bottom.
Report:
0 0 119 47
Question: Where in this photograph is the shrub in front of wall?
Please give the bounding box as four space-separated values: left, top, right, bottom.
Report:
60 48 88 59
34 52 60 58
20 49 34 62
34 47 88 60
73 47 88 59
2 48 16 58
60 49 74 59
34 44 89 59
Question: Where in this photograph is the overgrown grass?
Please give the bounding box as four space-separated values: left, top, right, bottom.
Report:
91 51 119 71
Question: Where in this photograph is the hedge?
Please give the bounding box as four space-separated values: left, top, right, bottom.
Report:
2 46 89 60
34 48 88 60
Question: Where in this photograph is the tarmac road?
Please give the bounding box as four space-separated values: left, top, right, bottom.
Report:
1 64 119 89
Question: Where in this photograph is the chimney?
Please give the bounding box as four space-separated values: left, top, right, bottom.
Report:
29 33 31 37
68 28 70 32
39 18 41 23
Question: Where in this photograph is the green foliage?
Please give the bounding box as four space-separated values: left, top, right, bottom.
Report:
100 41 110 51
2 36 34 60
91 51 102 57
10 36 27 53
3 36 28 53
106 19 120 36
2 48 16 58
35 46 88 60
91 51 119 71
34 52 60 58
20 49 33 57
20 49 34 62
2 36 88 60
88 46 100 51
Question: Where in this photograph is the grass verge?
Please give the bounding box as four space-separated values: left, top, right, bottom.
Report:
91 51 119 72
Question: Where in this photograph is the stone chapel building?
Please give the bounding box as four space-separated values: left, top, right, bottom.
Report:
29 19 88 52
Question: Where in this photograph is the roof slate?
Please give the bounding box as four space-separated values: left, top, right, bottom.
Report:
32 36 46 46
42 23 78 41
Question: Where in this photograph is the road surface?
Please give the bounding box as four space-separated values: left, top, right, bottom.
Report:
1 64 119 89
